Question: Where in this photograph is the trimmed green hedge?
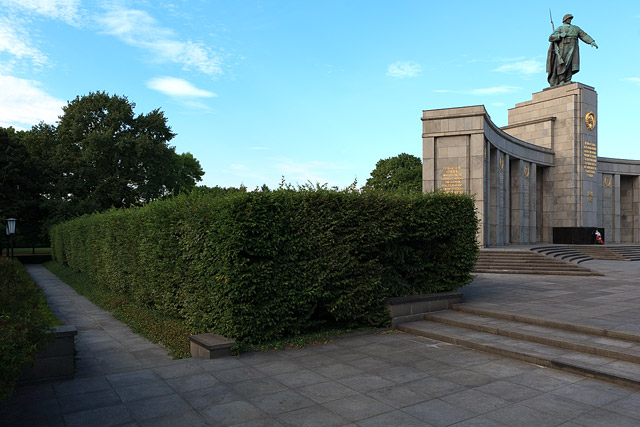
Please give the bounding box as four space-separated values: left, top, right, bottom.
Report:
51 188 478 345
0 258 56 400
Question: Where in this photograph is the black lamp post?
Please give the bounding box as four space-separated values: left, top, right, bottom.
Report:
6 218 16 259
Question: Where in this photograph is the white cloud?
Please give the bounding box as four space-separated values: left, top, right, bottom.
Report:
0 74 64 128
493 59 543 75
387 61 422 78
97 8 223 76
624 77 640 85
0 0 82 25
0 1 86 74
147 76 216 98
0 16 48 70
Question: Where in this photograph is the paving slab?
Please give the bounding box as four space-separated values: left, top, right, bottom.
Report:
3 261 640 426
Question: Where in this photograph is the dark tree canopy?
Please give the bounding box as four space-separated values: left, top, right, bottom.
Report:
4 91 204 244
364 153 422 194
0 127 47 244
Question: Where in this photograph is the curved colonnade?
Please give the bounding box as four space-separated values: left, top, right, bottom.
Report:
422 83 640 246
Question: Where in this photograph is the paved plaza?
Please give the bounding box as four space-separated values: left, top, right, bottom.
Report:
3 260 640 426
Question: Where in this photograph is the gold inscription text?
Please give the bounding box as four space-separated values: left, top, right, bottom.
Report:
441 166 464 194
583 141 597 178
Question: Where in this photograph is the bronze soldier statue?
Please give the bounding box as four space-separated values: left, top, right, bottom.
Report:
547 14 598 87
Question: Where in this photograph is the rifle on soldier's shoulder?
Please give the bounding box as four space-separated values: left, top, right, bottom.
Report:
549 9 565 65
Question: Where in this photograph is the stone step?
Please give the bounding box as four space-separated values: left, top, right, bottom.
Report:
571 246 627 260
474 263 581 268
423 310 640 364
452 305 640 344
399 311 640 389
474 249 600 275
478 252 554 257
533 245 640 262
476 254 564 263
475 260 567 265
475 260 588 268
474 266 591 272
531 246 593 263
473 268 601 276
609 246 640 261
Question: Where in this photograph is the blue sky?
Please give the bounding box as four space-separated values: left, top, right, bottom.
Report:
2 1 639 190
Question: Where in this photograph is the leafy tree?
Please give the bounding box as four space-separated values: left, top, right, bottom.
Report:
172 152 205 195
22 91 204 224
0 127 47 247
364 153 422 194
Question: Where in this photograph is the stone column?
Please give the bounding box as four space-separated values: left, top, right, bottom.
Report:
529 163 537 244
470 133 485 245
622 176 640 243
503 154 510 245
620 176 635 243
510 159 523 244
510 159 534 244
422 137 435 192
484 140 491 247
489 149 508 245
489 148 506 245
602 173 614 243
541 166 555 243
613 174 621 243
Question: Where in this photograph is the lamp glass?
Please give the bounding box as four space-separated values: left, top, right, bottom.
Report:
6 218 16 235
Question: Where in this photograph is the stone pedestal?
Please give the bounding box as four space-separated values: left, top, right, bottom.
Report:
505 83 599 233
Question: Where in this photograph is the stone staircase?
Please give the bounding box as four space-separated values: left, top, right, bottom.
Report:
533 245 640 262
474 249 601 276
572 245 627 260
533 245 626 262
608 246 640 261
399 305 640 389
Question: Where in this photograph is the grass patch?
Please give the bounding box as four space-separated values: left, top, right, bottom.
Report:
44 261 192 358
232 327 393 355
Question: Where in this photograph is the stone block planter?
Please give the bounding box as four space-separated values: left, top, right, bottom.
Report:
19 325 77 384
190 333 235 359
385 291 463 328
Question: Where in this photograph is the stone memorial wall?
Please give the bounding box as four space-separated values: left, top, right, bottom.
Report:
422 82 640 246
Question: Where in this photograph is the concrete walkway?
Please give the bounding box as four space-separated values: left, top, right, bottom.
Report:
2 262 640 426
